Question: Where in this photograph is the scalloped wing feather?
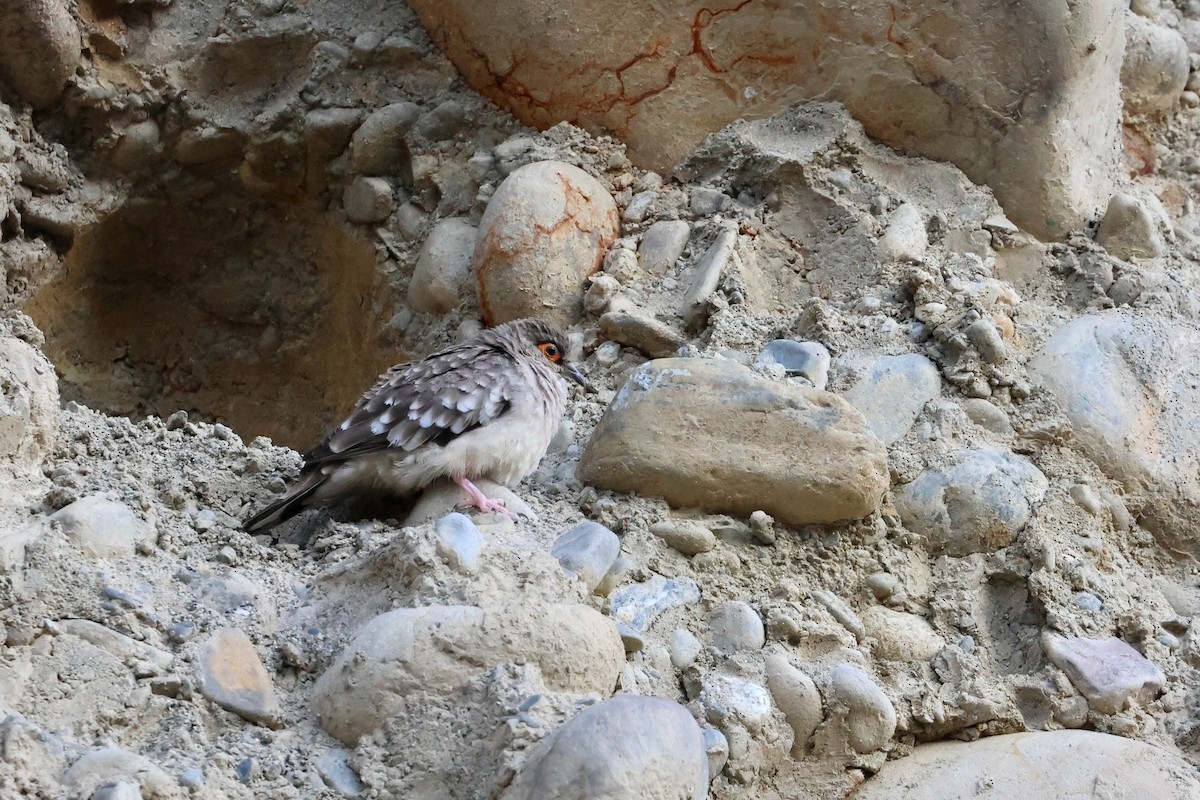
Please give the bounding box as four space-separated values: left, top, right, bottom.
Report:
304 344 516 465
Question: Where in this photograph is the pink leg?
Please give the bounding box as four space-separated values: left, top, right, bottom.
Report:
453 476 520 521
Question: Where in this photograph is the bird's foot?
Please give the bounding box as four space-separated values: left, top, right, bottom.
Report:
453 476 521 522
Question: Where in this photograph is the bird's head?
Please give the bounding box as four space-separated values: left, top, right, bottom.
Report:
495 318 594 391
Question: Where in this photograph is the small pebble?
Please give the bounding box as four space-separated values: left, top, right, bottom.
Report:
753 340 831 389
703 728 729 779
550 521 621 593
708 601 765 654
616 622 644 653
670 628 703 668
178 769 205 789
434 513 484 574
650 519 716 555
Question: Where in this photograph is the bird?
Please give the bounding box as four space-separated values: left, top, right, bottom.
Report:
242 318 591 533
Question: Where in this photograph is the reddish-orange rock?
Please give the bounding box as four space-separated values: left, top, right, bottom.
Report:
474 160 618 327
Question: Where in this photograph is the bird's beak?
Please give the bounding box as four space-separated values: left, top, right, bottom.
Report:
563 363 596 392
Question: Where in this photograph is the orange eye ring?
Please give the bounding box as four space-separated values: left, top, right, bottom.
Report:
538 342 562 362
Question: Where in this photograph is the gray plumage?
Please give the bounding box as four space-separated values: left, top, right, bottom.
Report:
243 318 588 532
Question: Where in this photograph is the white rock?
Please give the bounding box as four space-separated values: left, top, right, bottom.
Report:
550 521 621 592
840 354 941 445
754 340 831 389
409 218 477 314
852 730 1200 799
502 695 708 800
1028 312 1200 556
708 601 765 654
860 606 944 662
826 666 896 754
681 225 738 331
670 629 704 668
700 673 773 733
877 203 928 263
51 495 149 559
638 219 690 275
1096 192 1166 260
609 575 702 633
434 513 484 574
61 749 175 800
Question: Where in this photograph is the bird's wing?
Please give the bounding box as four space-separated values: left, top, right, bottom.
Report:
304 343 517 465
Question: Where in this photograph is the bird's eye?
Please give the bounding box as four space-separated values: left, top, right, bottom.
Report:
538 342 562 362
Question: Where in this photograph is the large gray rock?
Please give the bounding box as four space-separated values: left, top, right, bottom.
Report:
50 495 151 560
503 695 708 800
580 358 888 526
312 602 624 744
1028 312 1200 556
852 731 1200 799
895 448 1048 557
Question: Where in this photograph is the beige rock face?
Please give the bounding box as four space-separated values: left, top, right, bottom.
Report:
312 602 624 744
852 730 1200 799
474 160 618 327
579 358 888 525
410 0 1123 238
0 336 59 477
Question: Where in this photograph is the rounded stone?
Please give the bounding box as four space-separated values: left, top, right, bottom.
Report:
433 512 484 574
754 340 831 389
549 521 621 593
827 665 896 754
765 654 822 755
877 202 928 263
408 218 478 314
852 730 1200 799
708 601 765 654
895 448 1048 557
1028 312 1200 557
638 219 690 275
860 606 945 662
343 176 394 224
1096 192 1166 260
312 603 624 744
1122 14 1189 115
474 160 618 328
349 102 420 174
503 695 708 800
650 519 716 555
50 495 149 560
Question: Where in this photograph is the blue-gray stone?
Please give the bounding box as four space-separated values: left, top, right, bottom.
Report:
178 769 205 789
434 513 484 574
895 448 1048 557
609 576 701 633
841 354 941 445
550 521 621 592
754 340 831 389
314 749 365 797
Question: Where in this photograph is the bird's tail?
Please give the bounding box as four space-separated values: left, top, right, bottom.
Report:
242 469 328 533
